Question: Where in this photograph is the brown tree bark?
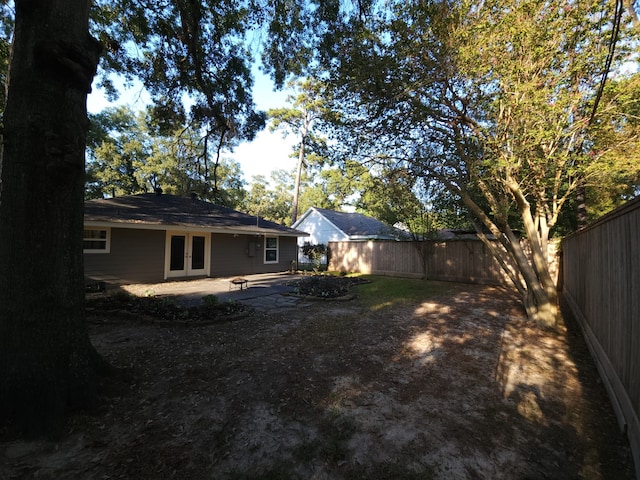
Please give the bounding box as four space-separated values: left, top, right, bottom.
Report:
456 182 559 330
576 183 588 230
0 0 103 436
505 177 558 328
291 136 306 225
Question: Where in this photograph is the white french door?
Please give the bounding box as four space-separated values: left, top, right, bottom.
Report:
165 232 210 278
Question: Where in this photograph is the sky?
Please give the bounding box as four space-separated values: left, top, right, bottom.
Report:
86 69 298 185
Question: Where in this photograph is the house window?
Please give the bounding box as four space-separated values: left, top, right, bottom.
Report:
264 236 278 263
83 228 110 253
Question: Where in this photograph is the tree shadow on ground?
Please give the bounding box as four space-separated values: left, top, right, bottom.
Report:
1 282 635 479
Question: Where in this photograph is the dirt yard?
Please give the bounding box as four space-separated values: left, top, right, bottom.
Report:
0 278 635 479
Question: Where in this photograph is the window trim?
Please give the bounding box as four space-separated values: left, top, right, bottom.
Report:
263 235 279 264
83 227 111 253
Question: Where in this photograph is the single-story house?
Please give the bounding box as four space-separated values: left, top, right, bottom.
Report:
292 207 408 250
292 207 409 266
84 193 308 284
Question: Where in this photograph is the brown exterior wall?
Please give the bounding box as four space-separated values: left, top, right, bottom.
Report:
85 229 300 284
84 227 165 284
210 233 297 277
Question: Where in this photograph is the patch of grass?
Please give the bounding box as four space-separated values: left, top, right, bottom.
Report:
354 275 459 311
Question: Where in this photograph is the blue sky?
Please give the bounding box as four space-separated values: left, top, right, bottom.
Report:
87 69 297 185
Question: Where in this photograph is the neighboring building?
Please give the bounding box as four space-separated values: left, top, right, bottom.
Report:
292 207 408 245
291 207 408 266
84 193 308 284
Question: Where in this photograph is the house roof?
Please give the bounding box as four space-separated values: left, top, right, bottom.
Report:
84 193 307 237
294 207 408 240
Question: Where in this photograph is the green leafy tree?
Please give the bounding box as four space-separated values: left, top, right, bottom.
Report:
86 106 247 205
322 0 640 328
92 0 265 150
268 77 334 224
242 175 271 218
344 163 424 230
86 106 148 198
215 158 247 208
242 171 293 225
296 158 448 236
583 74 640 216
297 169 346 214
144 121 248 205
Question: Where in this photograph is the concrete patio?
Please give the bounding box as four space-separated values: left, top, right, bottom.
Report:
117 271 306 309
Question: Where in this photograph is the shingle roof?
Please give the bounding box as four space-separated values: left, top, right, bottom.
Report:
310 207 408 239
84 193 306 237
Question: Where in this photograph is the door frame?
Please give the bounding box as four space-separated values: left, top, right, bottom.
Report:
164 230 211 279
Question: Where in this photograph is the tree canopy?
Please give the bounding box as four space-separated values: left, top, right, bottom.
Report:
268 77 334 223
86 106 247 205
319 0 640 327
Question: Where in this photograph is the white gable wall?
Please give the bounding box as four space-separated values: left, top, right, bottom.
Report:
294 209 348 247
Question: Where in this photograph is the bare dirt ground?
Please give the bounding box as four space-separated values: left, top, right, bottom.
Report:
1 278 635 479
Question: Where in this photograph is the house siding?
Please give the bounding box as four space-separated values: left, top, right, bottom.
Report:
85 228 299 284
84 228 165 284
294 210 348 246
211 233 297 276
279 236 298 270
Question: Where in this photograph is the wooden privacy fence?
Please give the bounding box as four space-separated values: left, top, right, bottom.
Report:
562 197 640 478
328 239 524 286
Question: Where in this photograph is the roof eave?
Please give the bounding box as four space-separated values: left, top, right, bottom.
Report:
348 235 400 241
84 219 309 237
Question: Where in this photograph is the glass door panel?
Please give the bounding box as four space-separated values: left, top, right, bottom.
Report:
190 235 206 272
170 235 186 272
166 232 209 278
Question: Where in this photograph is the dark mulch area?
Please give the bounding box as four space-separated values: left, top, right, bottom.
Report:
286 274 369 298
86 292 248 325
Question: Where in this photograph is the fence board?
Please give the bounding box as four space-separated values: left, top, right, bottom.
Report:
328 239 520 286
563 197 640 479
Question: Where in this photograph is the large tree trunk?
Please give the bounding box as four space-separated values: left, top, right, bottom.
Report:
457 183 558 329
506 178 558 329
576 183 588 230
0 0 103 436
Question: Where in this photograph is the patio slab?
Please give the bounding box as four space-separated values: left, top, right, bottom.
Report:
119 271 305 309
